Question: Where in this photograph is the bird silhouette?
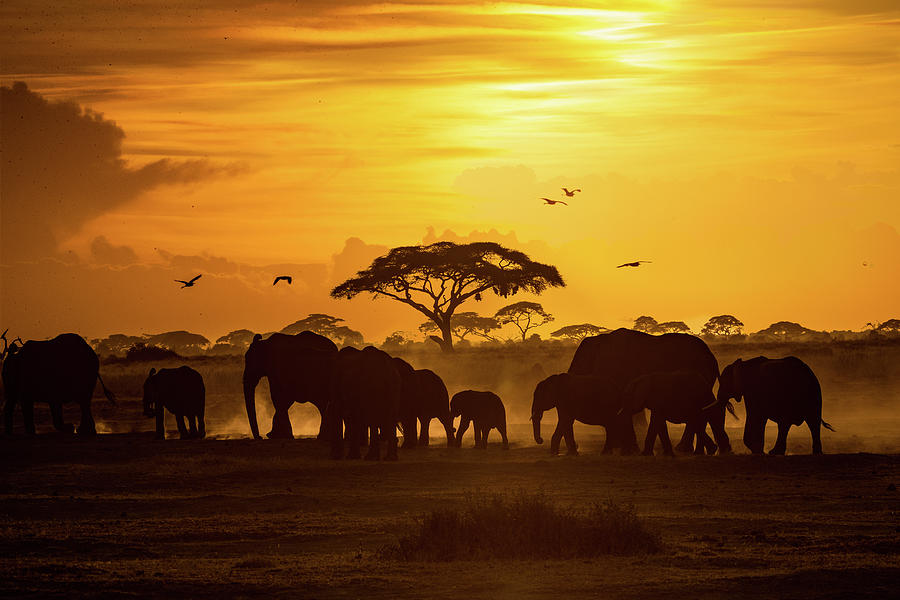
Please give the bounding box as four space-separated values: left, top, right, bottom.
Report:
175 274 202 288
616 261 652 268
541 198 568 206
561 188 581 197
273 275 293 286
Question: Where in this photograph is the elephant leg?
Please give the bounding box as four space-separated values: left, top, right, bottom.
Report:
474 422 484 448
188 415 198 439
419 417 431 446
641 415 658 456
549 422 565 455
743 413 766 455
4 396 16 435
197 411 206 439
769 422 790 455
695 425 716 456
176 415 189 439
708 406 732 455
441 416 455 447
156 410 165 440
456 418 471 448
499 423 509 450
601 426 616 454
268 407 294 439
658 419 675 457
619 416 640 455
365 425 380 460
674 420 694 454
401 416 417 449
315 404 328 441
563 422 578 456
77 402 96 436
384 421 399 461
808 418 823 455
347 421 363 459
50 403 73 434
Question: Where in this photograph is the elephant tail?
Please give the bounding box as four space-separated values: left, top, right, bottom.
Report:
821 418 835 432
97 373 117 406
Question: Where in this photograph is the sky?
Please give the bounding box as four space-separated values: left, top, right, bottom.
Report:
1 0 898 343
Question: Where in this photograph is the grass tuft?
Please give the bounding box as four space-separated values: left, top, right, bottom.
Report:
380 491 661 561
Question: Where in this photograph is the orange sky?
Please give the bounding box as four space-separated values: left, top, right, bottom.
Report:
1 1 898 343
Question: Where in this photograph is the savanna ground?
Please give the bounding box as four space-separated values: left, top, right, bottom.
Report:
2 339 898 598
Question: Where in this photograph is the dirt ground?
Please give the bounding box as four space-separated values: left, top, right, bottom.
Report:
1 420 898 599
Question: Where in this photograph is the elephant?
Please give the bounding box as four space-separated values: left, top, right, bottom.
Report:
531 373 631 455
568 328 731 454
2 333 116 436
450 390 508 449
142 366 205 440
242 331 338 440
393 357 454 448
717 356 834 455
622 370 726 456
328 346 401 460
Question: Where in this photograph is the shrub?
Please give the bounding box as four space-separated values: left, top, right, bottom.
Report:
380 491 661 561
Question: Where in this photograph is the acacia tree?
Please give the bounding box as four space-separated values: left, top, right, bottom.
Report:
495 301 554 342
658 321 691 334
419 312 500 342
550 323 608 341
280 313 364 346
633 316 661 334
331 241 564 352
700 315 744 338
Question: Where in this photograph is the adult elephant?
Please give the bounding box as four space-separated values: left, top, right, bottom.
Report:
2 333 116 436
329 346 401 460
717 356 833 455
566 328 731 454
393 357 454 448
242 331 338 440
143 366 205 440
531 373 628 455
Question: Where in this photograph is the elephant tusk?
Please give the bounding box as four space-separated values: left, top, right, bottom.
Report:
701 399 718 411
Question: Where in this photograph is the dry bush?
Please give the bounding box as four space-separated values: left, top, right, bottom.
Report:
380 491 661 561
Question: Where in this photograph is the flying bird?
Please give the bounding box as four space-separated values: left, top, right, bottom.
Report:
175 274 202 288
616 261 652 268
561 188 581 197
541 197 568 206
273 275 293 286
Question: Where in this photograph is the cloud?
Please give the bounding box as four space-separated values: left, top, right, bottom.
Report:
0 82 242 263
90 236 138 266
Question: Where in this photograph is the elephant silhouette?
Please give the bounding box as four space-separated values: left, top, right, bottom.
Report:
450 390 508 449
329 346 401 460
718 356 834 455
622 370 724 456
393 356 454 448
143 366 205 440
242 331 338 440
531 372 631 455
568 328 731 454
3 333 116 436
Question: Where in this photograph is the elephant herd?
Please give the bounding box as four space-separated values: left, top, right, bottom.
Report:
1 329 834 457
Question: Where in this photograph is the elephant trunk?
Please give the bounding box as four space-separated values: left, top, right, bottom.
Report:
532 411 543 444
243 375 262 440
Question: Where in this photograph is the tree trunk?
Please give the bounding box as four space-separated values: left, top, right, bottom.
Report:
439 321 454 353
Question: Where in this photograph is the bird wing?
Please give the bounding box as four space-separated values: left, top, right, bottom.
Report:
574 188 581 192
175 279 188 284
558 200 568 205
286 276 292 284
272 277 279 285
189 274 202 283
561 188 569 193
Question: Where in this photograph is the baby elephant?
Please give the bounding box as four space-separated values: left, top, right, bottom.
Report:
143 366 206 440
450 390 508 449
623 370 722 457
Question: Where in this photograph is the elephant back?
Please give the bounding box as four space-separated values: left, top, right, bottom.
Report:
569 328 718 389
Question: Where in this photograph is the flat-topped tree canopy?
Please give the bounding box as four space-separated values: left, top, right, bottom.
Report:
331 241 564 351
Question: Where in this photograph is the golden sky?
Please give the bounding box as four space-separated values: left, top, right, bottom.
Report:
1 1 899 342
